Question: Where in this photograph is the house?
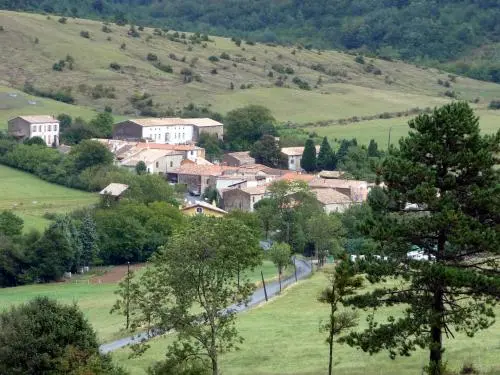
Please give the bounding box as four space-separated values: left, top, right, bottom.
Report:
99 183 129 199
318 170 345 179
308 177 369 202
280 146 320 171
8 115 60 146
279 172 316 183
134 142 206 162
120 148 184 174
181 201 227 217
168 164 238 196
112 117 223 144
311 188 353 213
222 185 268 212
222 151 256 167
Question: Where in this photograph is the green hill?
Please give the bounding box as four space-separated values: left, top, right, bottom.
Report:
1 10 500 129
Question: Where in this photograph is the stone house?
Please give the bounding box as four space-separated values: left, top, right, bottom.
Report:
120 148 184 174
280 146 320 171
311 188 353 213
222 151 256 167
8 115 60 146
222 185 268 212
308 177 369 202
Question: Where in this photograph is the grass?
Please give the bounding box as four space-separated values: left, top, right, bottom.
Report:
1 11 500 124
0 85 97 130
0 164 97 232
0 260 284 343
113 271 500 375
304 109 500 146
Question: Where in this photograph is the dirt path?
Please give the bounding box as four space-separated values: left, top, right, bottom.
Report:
89 264 145 284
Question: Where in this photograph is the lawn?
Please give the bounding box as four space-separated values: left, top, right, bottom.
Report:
113 271 500 375
0 85 97 130
0 164 97 232
305 109 500 146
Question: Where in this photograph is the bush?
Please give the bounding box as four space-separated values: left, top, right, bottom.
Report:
169 53 177 60
220 52 230 60
109 62 121 71
128 26 140 38
52 60 65 71
80 30 90 39
23 83 75 104
285 66 295 74
488 100 500 109
444 90 457 98
208 55 219 62
58 17 67 24
101 24 112 33
90 84 116 99
138 25 144 31
154 62 173 73
147 53 158 61
211 68 217 74
355 55 365 64
292 76 311 90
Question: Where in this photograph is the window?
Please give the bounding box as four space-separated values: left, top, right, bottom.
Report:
54 125 57 132
32 125 36 133
48 125 51 131
38 125 42 132
290 158 294 164
252 196 255 203
196 207 203 214
190 151 194 155
156 161 159 168
170 161 173 167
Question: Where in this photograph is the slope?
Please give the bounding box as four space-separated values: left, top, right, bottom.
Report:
1 11 500 126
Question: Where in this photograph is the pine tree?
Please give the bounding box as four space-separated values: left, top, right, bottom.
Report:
80 212 100 268
367 139 379 157
317 137 335 171
344 102 500 375
301 138 317 172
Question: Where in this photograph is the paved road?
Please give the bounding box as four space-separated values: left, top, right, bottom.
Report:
99 258 312 354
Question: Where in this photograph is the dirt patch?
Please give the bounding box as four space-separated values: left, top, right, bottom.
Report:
89 264 145 284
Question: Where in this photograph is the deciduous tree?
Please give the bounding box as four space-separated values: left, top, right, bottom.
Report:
268 242 291 292
344 102 500 375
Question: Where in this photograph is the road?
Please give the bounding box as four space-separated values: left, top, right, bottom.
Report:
99 257 312 354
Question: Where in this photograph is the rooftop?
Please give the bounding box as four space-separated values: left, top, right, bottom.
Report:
173 164 237 176
240 185 268 195
121 149 179 166
311 188 352 205
12 115 59 124
309 177 368 189
118 117 223 128
224 151 255 164
99 183 129 197
182 200 228 214
135 142 202 151
280 145 320 156
279 172 316 182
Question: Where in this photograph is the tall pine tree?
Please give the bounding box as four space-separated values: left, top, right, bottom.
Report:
317 137 336 170
345 102 500 375
80 212 100 268
301 138 317 172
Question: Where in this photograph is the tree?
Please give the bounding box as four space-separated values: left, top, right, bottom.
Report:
225 105 277 150
132 216 262 375
318 257 363 375
306 213 346 266
268 242 291 292
254 198 276 239
57 113 73 132
110 265 135 330
0 235 31 287
300 138 317 172
89 112 114 138
0 297 125 375
367 139 379 157
0 210 23 237
79 212 99 267
202 186 218 205
70 140 114 172
196 133 223 162
317 137 336 171
23 136 46 146
135 160 147 175
344 102 500 375
250 134 283 168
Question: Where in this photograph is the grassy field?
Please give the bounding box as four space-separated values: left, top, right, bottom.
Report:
0 165 97 231
2 11 500 124
0 85 97 129
113 271 500 375
304 109 500 146
0 260 283 342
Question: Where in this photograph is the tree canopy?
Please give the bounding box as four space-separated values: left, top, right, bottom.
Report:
300 138 317 172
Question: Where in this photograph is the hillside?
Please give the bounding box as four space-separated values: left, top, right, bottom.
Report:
1 11 500 128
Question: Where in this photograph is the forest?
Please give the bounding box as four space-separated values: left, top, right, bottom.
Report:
2 0 500 81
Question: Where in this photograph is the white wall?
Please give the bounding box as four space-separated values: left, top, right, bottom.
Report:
142 125 194 144
29 122 60 146
287 155 301 171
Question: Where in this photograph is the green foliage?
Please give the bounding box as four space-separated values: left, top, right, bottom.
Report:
154 62 173 73
0 296 125 375
135 160 147 175
0 210 23 237
250 134 283 168
268 242 291 291
23 136 46 146
109 62 121 70
344 102 500 374
316 137 336 171
488 100 500 110
225 105 277 151
80 30 90 39
220 52 230 60
23 82 74 104
79 212 99 267
70 139 114 172
208 55 219 62
292 76 311 90
300 138 317 172
306 213 346 266
354 55 365 64
146 53 158 61
367 139 379 157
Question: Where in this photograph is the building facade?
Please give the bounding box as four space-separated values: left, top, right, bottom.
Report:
8 115 60 146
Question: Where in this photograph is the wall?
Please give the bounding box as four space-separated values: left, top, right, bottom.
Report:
8 118 59 146
222 189 251 212
192 125 223 142
113 121 143 141
143 124 194 144
182 206 225 217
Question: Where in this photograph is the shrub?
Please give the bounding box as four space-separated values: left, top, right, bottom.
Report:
120 43 126 50
80 30 90 39
109 62 121 71
58 17 67 24
211 68 217 74
34 37 39 44
268 71 274 78
23 83 75 104
444 90 457 98
52 60 65 71
488 100 500 109
240 84 246 89
285 66 294 74
208 55 219 62
128 26 140 38
0 26 4 31
246 40 255 45
355 55 365 64
169 53 177 60
292 76 311 90
90 84 116 99
147 53 158 61
154 62 173 73
220 52 230 60
101 24 112 33
138 25 144 31
180 67 193 83
106 36 111 41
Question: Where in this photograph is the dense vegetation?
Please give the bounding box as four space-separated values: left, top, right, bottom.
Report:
3 0 500 81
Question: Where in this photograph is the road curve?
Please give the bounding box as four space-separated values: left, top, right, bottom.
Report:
99 258 312 354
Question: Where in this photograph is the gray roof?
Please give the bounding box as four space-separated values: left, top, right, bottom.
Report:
99 183 129 197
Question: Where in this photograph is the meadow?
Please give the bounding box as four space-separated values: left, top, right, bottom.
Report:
113 271 500 375
0 164 97 231
2 11 500 125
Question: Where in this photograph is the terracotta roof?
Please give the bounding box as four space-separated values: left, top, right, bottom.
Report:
240 185 268 195
281 145 320 156
308 177 368 189
312 188 352 205
279 172 316 182
224 151 255 164
182 201 227 214
12 115 59 124
173 164 237 176
99 183 129 197
120 149 177 166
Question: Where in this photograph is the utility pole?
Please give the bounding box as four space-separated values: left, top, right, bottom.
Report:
126 261 130 330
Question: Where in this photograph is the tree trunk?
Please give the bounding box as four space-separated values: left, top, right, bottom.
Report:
278 269 282 292
429 232 445 375
211 356 218 375
328 304 335 375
